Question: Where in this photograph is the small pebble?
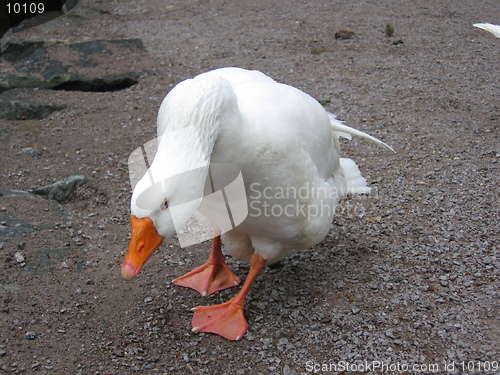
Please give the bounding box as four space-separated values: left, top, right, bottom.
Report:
385 23 395 37
25 332 37 340
14 252 25 263
335 30 355 39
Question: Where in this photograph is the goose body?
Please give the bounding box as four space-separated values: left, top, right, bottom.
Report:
122 67 392 340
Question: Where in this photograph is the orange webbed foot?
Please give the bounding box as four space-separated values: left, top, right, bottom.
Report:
172 262 241 296
172 234 240 296
190 253 266 341
191 298 247 341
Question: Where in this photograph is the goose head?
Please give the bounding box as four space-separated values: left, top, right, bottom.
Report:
121 75 237 281
120 160 207 281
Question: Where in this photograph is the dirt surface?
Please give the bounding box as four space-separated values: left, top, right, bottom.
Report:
1 0 499 374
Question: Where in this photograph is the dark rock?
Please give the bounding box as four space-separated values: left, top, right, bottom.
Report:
30 175 86 203
0 99 64 120
69 39 110 55
335 30 355 39
0 38 56 61
0 75 45 93
0 72 138 92
385 23 395 37
15 147 44 157
1 37 145 92
41 63 70 80
25 331 37 340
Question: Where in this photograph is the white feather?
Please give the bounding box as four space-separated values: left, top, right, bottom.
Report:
473 23 500 38
328 113 395 153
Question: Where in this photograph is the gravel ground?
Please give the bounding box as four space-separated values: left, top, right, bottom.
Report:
0 0 498 374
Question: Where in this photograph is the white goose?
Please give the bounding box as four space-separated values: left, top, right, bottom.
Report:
121 67 393 340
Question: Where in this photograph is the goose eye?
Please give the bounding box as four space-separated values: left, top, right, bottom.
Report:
160 199 169 211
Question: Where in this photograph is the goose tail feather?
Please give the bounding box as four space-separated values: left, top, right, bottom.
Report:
327 112 395 153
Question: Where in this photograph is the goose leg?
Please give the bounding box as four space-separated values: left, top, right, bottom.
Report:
172 232 241 296
191 253 266 340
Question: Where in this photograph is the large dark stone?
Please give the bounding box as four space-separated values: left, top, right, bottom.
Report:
0 38 144 92
0 71 139 92
0 38 50 61
0 98 64 120
0 74 43 92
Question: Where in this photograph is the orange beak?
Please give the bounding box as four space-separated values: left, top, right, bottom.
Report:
121 215 165 281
